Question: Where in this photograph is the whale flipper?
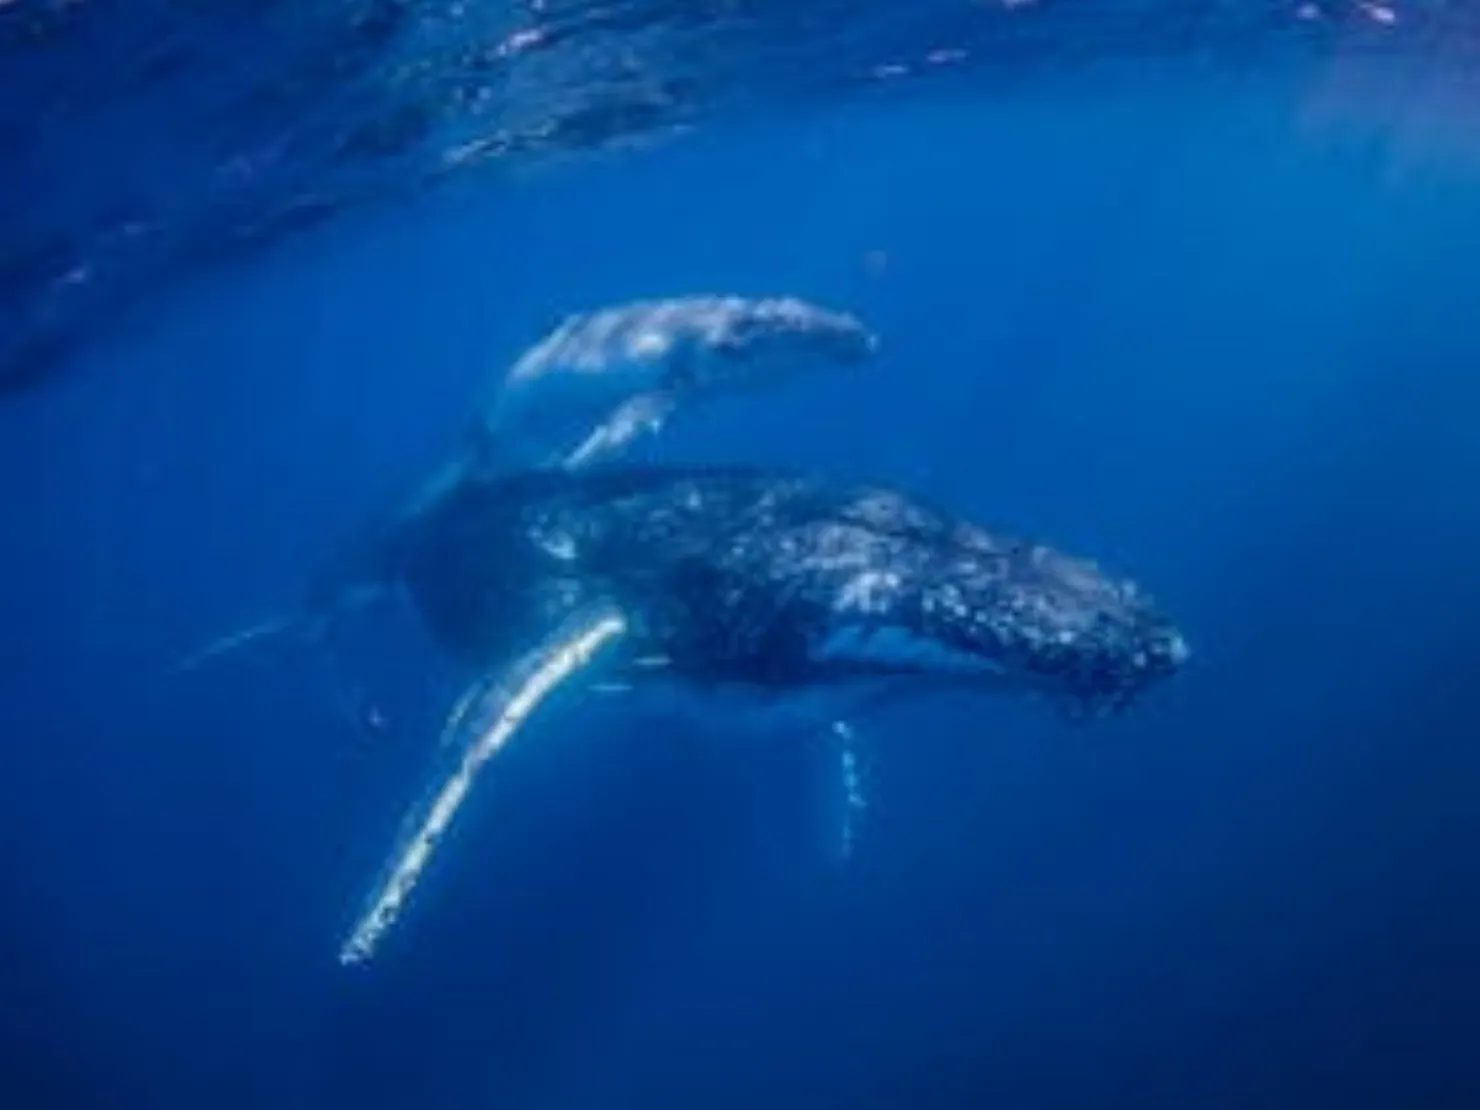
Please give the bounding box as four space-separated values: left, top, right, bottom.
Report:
561 390 678 470
168 615 298 674
339 603 628 966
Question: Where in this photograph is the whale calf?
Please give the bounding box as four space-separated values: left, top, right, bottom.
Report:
339 465 1186 965
472 294 879 472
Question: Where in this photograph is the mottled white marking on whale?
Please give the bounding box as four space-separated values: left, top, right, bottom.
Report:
341 605 627 967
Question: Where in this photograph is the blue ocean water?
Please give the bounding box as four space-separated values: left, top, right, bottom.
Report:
4 5 1480 1108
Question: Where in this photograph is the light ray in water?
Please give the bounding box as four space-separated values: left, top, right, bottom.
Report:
339 607 627 967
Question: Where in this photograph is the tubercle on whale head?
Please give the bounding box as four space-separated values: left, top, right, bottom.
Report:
1033 618 1188 721
925 545 1188 717
1064 605 1189 717
1163 629 1191 668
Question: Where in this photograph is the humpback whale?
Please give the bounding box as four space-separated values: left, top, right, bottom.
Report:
476 295 879 472
338 465 1186 965
394 294 879 523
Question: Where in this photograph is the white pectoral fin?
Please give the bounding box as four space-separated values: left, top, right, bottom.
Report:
561 391 678 470
338 604 627 966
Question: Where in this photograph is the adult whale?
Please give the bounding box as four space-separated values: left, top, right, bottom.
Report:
339 465 1187 965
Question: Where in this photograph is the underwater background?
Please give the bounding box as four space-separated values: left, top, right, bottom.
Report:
3 2 1479 1107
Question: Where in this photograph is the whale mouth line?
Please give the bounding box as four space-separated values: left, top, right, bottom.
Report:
811 623 1005 678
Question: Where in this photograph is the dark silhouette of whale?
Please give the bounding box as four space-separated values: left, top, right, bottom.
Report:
396 465 1185 711
338 465 1186 964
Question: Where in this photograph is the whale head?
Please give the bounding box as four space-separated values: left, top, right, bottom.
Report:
804 499 1187 717
698 297 879 389
915 538 1187 716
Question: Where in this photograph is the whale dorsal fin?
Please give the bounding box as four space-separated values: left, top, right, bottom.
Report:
339 603 628 966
